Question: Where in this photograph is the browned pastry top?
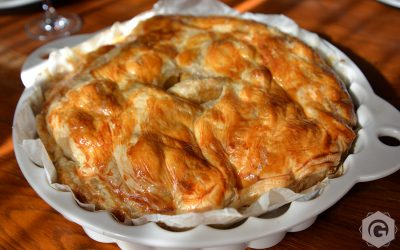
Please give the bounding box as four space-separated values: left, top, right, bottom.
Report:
36 15 357 221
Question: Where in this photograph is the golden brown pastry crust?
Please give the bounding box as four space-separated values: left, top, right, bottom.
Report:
36 15 356 220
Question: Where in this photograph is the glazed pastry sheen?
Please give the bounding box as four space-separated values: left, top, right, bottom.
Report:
36 15 357 220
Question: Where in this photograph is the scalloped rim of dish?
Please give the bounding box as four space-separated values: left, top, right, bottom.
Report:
13 12 400 250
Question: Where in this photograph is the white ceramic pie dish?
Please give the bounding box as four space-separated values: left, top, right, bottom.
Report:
13 1 400 249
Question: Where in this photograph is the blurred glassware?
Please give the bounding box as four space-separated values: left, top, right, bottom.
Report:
25 0 81 40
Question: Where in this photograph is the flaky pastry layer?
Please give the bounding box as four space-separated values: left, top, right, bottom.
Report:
36 15 357 221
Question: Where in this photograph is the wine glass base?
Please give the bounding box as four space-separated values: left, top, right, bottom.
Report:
25 13 82 41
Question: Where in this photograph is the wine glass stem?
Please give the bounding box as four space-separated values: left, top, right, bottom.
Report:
42 0 58 30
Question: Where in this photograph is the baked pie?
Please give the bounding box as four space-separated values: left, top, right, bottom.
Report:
36 15 357 221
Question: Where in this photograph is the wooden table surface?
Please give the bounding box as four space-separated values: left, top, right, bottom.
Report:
1 0 399 249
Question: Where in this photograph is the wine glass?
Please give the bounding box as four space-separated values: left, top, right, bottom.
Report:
25 0 82 41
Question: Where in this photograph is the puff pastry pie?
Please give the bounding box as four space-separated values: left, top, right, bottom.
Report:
36 15 357 221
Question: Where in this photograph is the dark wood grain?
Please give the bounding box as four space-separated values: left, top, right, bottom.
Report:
0 0 399 249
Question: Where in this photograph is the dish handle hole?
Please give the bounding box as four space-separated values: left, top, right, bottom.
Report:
377 128 400 147
39 48 56 60
40 52 51 60
378 136 400 147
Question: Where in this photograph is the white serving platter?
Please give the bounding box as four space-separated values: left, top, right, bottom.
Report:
13 1 400 249
0 0 39 9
